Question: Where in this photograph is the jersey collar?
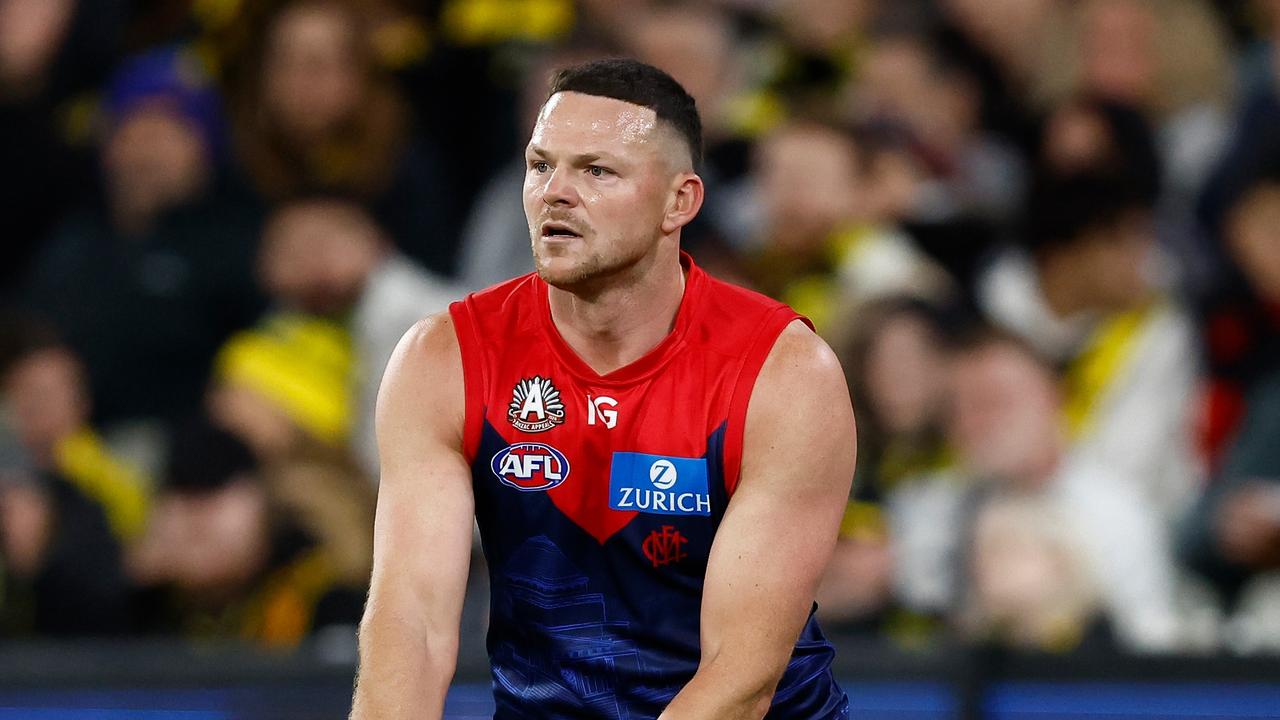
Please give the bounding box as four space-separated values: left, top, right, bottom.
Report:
535 251 704 387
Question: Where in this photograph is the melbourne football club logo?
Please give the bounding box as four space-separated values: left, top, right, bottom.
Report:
491 442 570 491
609 452 711 516
508 375 565 433
642 525 689 568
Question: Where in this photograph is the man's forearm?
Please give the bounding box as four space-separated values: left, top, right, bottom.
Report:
658 658 778 720
349 609 457 720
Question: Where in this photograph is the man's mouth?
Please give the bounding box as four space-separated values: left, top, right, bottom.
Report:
541 222 583 240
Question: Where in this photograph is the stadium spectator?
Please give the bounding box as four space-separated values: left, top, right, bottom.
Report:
129 420 365 646
977 167 1200 524
227 0 457 275
256 197 457 478
747 119 950 333
851 27 1026 229
1032 0 1233 197
818 298 955 637
1194 168 1280 470
0 0 126 292
0 322 136 637
842 297 955 498
961 493 1103 651
1197 0 1280 295
16 45 264 426
0 322 148 545
206 312 376 583
746 0 870 124
0 471 132 637
947 332 1181 651
1180 169 1280 618
208 312 355 459
1180 367 1280 613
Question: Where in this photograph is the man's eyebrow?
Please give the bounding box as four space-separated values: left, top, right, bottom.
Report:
525 146 620 165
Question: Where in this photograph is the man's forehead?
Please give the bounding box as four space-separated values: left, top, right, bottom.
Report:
530 91 662 149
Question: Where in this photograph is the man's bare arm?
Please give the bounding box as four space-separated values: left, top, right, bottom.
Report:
660 320 856 720
350 314 475 720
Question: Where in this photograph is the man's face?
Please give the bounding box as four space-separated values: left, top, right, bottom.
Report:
948 344 1061 484
259 201 382 314
3 348 88 463
1076 210 1156 310
756 125 859 250
264 2 362 139
153 480 269 596
523 91 682 289
104 104 209 224
1228 184 1280 303
863 314 947 436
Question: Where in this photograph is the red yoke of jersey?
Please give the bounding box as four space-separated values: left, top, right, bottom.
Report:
453 252 806 540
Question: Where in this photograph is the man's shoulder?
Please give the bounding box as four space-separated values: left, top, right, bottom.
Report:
689 267 810 351
761 320 842 384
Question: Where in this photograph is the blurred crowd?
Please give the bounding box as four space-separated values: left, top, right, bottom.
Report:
3 0 1280 657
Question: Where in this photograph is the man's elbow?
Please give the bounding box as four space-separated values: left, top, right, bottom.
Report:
744 686 777 720
696 652 788 720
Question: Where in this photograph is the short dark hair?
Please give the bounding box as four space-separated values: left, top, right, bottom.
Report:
0 314 67 380
165 417 257 494
548 58 703 170
1023 167 1153 255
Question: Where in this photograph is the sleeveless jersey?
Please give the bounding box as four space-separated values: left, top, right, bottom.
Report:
449 253 848 720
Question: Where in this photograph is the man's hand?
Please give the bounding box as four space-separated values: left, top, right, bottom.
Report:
1216 481 1280 568
0 481 52 578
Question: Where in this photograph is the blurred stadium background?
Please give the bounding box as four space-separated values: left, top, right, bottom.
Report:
4 0 1280 717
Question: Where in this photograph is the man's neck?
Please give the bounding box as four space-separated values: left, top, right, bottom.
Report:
547 245 686 376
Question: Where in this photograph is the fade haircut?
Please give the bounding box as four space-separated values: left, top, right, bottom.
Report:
548 58 703 170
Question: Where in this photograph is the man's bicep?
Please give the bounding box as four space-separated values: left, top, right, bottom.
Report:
701 322 856 664
367 314 475 637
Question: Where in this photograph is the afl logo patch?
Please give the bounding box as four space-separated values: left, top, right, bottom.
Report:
508 376 565 433
491 442 570 492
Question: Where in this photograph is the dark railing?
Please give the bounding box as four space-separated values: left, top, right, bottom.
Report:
3 635 1280 718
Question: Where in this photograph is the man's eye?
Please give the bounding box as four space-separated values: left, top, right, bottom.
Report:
588 166 612 177
531 161 550 173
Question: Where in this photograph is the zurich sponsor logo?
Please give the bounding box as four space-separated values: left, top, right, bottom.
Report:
491 442 570 492
649 459 677 489
610 452 711 516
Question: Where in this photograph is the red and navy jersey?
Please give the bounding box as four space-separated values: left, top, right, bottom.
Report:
449 253 848 720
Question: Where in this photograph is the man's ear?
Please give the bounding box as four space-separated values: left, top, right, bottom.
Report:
662 173 705 235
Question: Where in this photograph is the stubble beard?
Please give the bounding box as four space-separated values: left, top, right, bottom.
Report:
532 233 650 296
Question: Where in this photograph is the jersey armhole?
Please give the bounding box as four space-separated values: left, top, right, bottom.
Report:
449 299 487 465
722 309 812 496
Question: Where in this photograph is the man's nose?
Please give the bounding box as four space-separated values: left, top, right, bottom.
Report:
543 166 580 207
